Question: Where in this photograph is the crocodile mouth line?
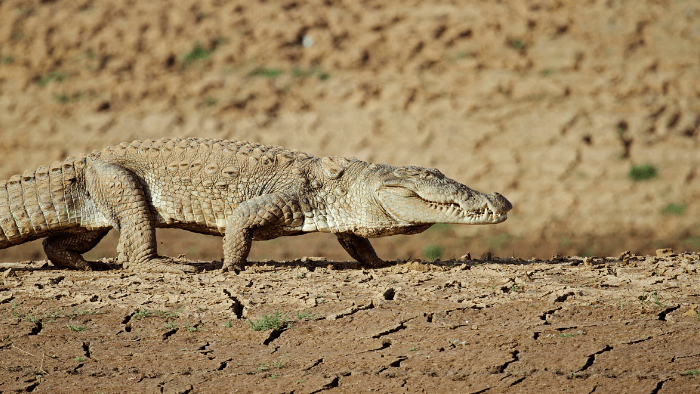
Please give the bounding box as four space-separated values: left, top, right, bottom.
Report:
425 200 506 222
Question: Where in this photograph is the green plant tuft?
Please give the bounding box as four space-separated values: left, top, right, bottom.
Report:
183 42 214 66
662 203 686 216
36 72 67 86
424 244 442 261
248 68 282 78
509 39 524 50
628 164 657 181
488 233 511 250
249 311 286 331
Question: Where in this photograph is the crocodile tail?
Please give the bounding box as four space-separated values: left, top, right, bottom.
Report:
0 156 86 248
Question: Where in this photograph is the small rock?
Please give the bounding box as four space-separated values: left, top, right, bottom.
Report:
618 250 632 260
682 308 698 317
458 253 471 261
3 268 16 278
656 248 674 258
471 324 478 330
404 261 430 272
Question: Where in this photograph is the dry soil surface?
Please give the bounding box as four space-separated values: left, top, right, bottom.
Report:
1 251 700 393
1 0 700 392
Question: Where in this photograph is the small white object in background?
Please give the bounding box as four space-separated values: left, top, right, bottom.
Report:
302 35 314 48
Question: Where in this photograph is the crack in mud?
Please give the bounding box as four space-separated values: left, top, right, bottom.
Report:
162 328 177 340
217 358 232 371
304 358 324 371
122 312 133 333
82 342 91 358
198 341 212 355
29 321 42 335
671 352 700 363
578 345 613 372
326 301 374 320
649 380 666 394
310 376 340 393
494 350 519 374
657 305 680 321
222 289 243 319
509 376 527 386
370 318 412 339
538 307 562 325
263 324 289 346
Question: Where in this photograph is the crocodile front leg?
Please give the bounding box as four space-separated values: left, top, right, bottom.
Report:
222 193 298 272
87 161 197 273
335 232 383 266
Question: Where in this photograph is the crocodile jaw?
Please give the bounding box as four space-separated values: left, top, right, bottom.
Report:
373 166 512 226
378 187 510 225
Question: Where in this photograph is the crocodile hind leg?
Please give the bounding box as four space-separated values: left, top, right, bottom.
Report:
86 161 197 273
43 229 111 270
335 233 383 266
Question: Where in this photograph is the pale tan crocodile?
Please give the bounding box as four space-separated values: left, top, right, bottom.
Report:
0 138 512 273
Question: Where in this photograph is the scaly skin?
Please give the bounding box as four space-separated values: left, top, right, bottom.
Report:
0 138 512 273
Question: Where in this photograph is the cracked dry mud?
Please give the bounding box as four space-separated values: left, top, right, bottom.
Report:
2 252 699 393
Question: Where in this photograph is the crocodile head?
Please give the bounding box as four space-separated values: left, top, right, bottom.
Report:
373 165 512 226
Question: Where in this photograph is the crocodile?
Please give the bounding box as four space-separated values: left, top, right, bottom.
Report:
0 138 512 273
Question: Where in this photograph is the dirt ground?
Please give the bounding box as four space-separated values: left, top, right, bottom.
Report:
1 0 699 392
2 252 700 393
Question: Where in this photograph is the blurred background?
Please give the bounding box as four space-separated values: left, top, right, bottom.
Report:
0 0 698 263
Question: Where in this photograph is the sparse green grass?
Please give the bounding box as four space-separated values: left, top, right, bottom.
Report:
409 347 419 351
68 325 87 332
295 268 306 279
424 244 442 261
183 323 201 332
164 321 178 330
204 96 218 107
272 354 285 369
183 42 214 66
224 320 234 328
11 303 23 318
628 164 657 181
639 291 664 308
45 308 65 321
1 56 14 65
249 311 286 331
488 233 511 251
291 67 330 80
295 310 315 320
36 71 67 86
662 203 686 216
72 307 105 317
73 356 86 362
540 68 554 76
558 333 574 338
509 39 524 50
510 284 521 293
25 315 39 323
683 236 700 250
682 370 700 376
134 307 182 320
248 68 282 78
55 92 82 103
